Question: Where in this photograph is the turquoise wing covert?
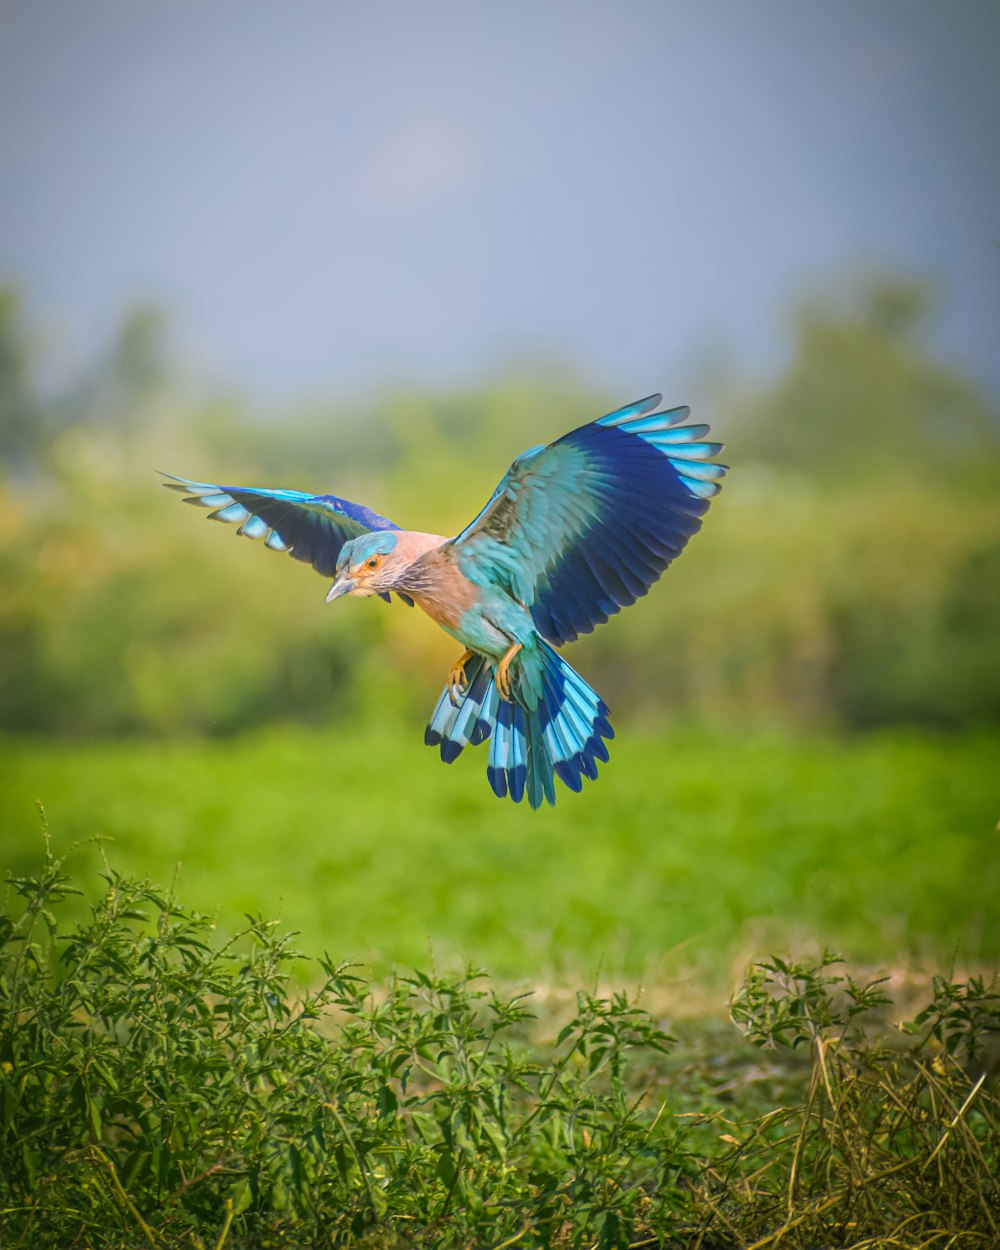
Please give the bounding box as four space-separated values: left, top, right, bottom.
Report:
451 395 727 645
161 475 410 603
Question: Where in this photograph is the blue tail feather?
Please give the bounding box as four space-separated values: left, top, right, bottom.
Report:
426 639 613 809
424 654 497 761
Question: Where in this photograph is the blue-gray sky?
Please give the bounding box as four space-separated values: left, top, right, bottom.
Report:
1 0 998 400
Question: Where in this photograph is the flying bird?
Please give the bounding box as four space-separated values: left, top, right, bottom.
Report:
163 394 727 808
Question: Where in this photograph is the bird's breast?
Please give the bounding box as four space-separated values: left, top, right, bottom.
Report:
398 547 479 634
408 579 478 633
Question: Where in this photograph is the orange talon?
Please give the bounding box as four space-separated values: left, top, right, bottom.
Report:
448 649 475 706
495 642 523 702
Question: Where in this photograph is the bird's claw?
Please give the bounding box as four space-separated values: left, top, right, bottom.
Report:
495 642 523 702
448 650 475 707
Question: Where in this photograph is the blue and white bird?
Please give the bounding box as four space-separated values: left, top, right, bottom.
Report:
164 394 727 808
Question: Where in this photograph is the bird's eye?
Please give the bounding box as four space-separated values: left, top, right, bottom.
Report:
367 556 380 570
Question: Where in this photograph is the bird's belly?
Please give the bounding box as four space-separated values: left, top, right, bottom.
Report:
410 588 524 658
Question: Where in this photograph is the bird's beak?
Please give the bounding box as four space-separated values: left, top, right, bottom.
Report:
325 573 355 603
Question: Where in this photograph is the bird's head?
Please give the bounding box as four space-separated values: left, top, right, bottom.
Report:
325 531 400 602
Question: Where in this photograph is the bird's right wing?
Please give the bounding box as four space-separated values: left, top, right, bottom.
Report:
161 474 411 602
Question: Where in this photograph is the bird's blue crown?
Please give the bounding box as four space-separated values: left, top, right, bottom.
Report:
337 530 399 571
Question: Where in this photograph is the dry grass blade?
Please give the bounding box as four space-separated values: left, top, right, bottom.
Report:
695 953 1000 1250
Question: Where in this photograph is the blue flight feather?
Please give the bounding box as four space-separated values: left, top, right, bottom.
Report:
238 515 270 539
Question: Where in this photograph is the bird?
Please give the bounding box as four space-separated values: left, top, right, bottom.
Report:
163 393 727 808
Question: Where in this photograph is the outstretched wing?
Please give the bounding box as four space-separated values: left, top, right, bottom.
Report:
162 474 411 603
452 395 727 645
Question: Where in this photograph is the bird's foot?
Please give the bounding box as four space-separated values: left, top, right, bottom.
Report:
448 650 475 706
495 642 523 702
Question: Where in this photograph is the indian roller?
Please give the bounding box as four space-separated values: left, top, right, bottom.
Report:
163 394 727 808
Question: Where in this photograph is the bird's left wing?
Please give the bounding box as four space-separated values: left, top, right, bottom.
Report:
451 395 727 644
161 474 411 603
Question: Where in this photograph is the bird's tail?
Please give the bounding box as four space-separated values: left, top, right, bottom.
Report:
425 641 613 809
425 653 500 763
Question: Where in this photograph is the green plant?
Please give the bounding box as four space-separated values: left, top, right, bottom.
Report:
4 850 998 1250
0 843 693 1249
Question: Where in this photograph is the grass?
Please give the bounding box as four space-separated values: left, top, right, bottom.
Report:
2 723 998 984
2 852 997 1249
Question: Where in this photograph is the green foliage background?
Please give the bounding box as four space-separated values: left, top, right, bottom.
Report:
3 275 999 740
4 725 998 982
2 273 999 979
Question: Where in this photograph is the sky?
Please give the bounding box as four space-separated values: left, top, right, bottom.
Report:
1 0 998 402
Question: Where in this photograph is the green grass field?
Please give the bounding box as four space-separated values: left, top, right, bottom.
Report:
4 724 997 987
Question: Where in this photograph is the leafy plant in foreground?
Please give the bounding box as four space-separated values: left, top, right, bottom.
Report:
3 848 998 1250
0 845 691 1249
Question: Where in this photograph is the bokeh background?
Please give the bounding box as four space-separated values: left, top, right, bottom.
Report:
2 1 998 987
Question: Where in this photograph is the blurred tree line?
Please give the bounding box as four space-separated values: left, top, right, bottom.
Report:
1 275 998 738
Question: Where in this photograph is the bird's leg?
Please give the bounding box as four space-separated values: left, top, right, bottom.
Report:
495 642 523 702
448 649 475 707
